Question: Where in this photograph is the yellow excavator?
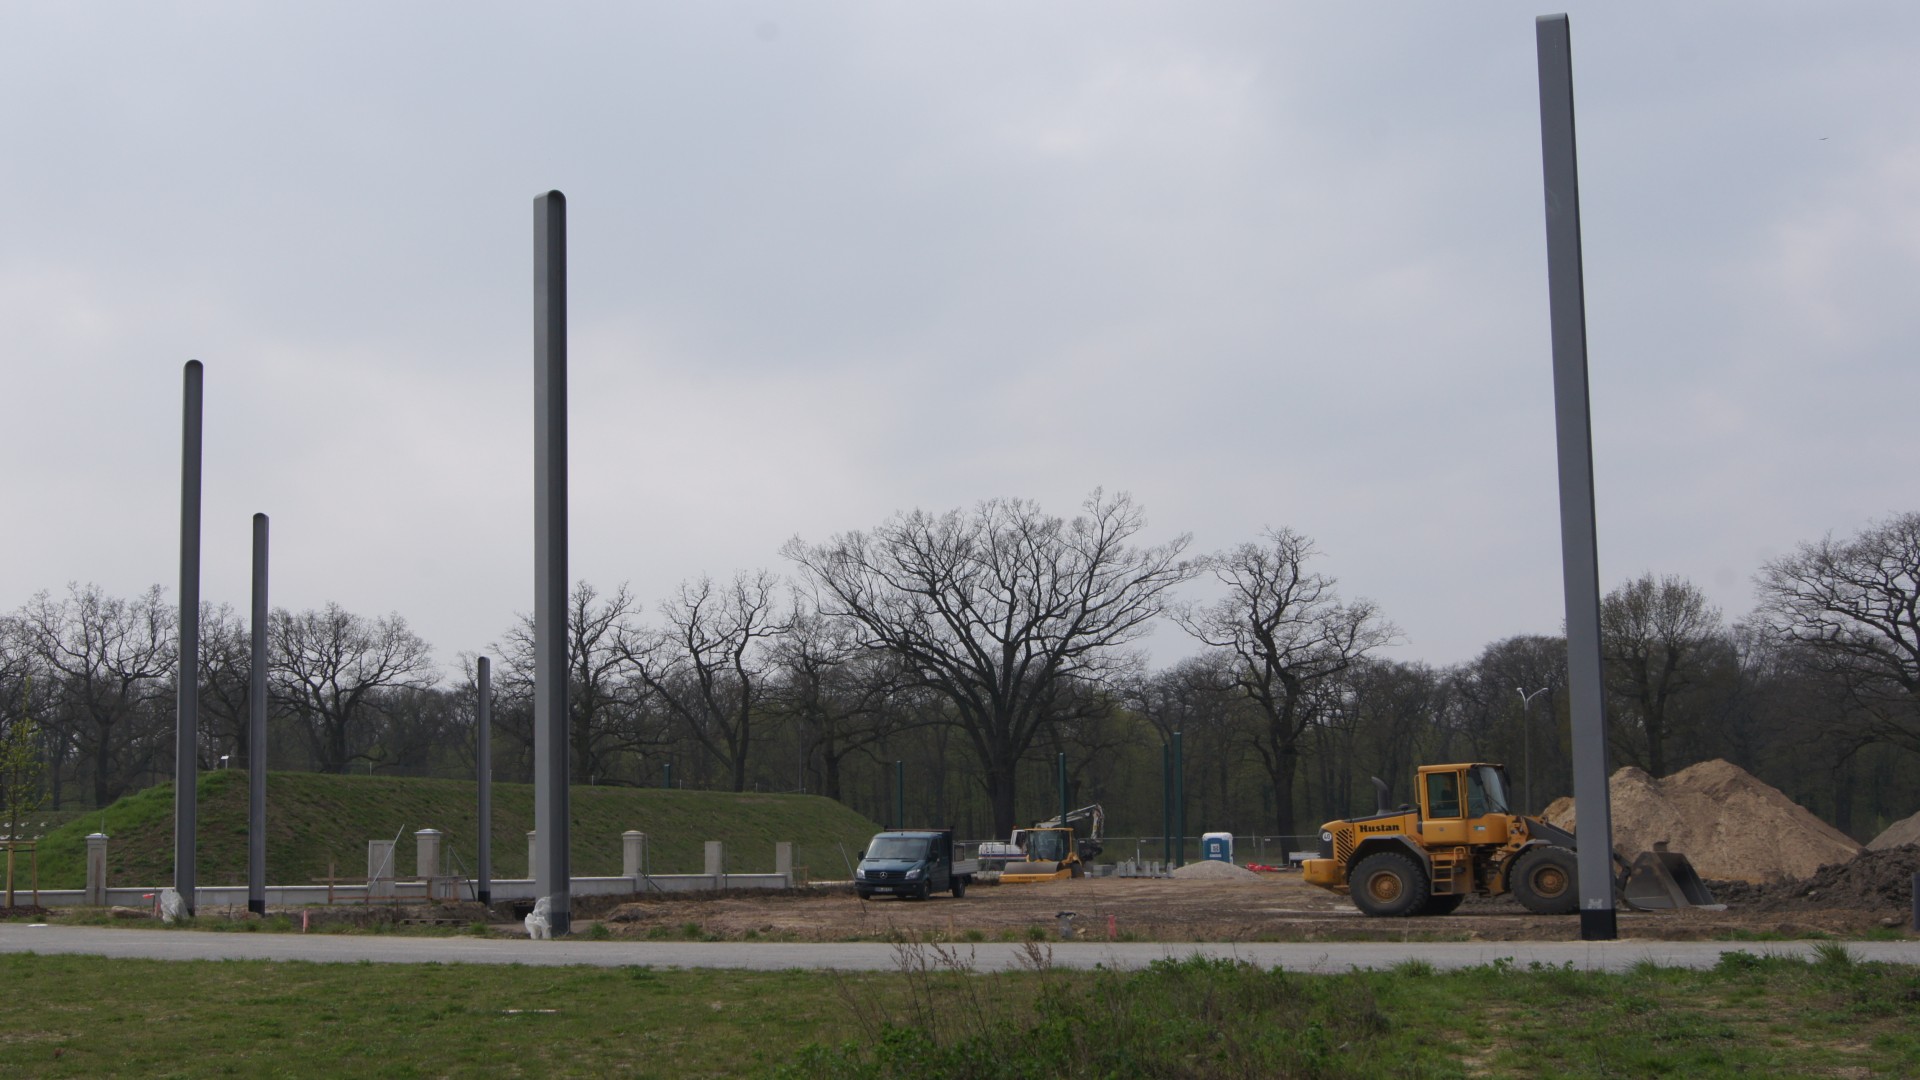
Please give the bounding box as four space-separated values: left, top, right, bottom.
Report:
999 804 1106 884
1301 762 1717 916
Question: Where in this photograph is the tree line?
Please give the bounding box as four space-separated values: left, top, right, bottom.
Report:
2 493 1916 848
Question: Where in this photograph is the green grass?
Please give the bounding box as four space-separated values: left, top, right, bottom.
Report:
32 771 879 890
1 949 1916 1078
1 808 90 840
798 948 1920 1079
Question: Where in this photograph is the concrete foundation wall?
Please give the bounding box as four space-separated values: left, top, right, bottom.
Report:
51 832 797 909
32 871 796 909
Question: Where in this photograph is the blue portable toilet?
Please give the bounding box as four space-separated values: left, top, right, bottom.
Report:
1201 832 1233 863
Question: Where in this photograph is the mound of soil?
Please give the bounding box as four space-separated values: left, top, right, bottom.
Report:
1170 860 1259 880
1540 759 1860 883
1868 808 1920 851
1708 845 1920 913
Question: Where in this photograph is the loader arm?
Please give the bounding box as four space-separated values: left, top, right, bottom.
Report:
1521 816 1718 911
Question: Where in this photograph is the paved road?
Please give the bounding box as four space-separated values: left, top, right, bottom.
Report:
5 923 1919 972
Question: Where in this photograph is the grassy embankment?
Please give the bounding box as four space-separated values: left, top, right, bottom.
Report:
31 771 879 890
1 946 1916 1077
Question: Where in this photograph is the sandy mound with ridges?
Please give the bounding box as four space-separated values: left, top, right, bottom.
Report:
1539 759 1860 884
1171 859 1260 880
1867 808 1920 851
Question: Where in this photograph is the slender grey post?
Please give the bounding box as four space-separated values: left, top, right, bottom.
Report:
1162 744 1173 866
894 760 904 828
175 360 203 915
533 190 571 935
1518 686 1548 817
1537 13 1617 942
1057 752 1067 827
247 513 268 915
476 656 493 906
1173 730 1185 867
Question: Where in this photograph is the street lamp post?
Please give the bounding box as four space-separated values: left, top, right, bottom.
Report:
1516 687 1549 816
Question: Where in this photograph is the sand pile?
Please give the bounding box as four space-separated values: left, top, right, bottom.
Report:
1171 860 1260 880
1867 808 1920 851
1539 759 1861 884
1707 845 1920 913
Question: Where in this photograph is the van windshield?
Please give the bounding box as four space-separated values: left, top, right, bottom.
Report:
866 837 929 861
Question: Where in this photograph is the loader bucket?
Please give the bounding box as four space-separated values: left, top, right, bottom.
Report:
1619 844 1724 911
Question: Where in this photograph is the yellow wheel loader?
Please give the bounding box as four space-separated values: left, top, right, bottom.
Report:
1301 762 1718 917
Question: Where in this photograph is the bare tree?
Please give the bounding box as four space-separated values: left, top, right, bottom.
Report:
15 585 175 806
1599 574 1731 777
786 490 1194 836
0 661 49 840
270 603 437 773
1442 634 1568 813
0 619 68 809
1755 512 1920 754
767 601 909 801
1126 654 1256 837
196 603 252 767
497 582 662 785
372 684 467 777
623 571 788 793
1176 528 1395 840
1034 674 1138 820
1345 659 1450 805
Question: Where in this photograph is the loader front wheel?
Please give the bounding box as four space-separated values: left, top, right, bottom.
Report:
1349 851 1429 917
1512 846 1579 915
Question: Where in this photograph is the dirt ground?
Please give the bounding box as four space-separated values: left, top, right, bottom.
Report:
587 870 1916 943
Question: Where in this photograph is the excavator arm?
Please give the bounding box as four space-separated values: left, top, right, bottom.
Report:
1037 804 1105 841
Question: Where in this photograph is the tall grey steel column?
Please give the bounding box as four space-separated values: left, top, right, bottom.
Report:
1161 744 1172 866
1172 731 1185 867
1535 13 1617 942
175 360 203 915
533 190 572 935
476 656 493 907
1057 753 1067 829
248 513 269 916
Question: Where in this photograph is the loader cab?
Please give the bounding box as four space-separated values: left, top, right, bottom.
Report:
1417 763 1515 847
1025 828 1071 863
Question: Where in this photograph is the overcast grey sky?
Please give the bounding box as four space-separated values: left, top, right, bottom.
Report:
3 2 1915 674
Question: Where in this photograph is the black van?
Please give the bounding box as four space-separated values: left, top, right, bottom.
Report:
854 828 977 901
